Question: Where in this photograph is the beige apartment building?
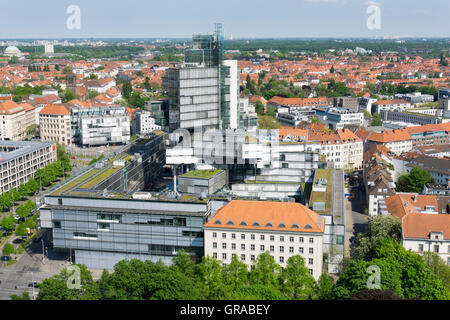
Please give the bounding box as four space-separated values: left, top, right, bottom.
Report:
204 200 325 280
0 101 37 141
39 104 72 146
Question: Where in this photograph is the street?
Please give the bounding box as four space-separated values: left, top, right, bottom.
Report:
0 230 70 300
344 174 369 259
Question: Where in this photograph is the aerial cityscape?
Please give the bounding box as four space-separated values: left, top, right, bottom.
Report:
0 0 449 308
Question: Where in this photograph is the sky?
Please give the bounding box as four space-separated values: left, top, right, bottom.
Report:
0 0 448 39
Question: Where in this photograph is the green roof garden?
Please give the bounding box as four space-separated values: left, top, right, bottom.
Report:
181 169 223 179
309 169 333 214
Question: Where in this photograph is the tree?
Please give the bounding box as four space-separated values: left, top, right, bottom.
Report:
195 256 226 299
15 222 27 237
265 106 276 118
311 117 322 124
314 274 334 300
0 192 12 209
254 101 265 116
258 115 280 129
395 167 431 193
355 215 402 260
349 289 406 300
423 252 450 293
371 112 382 126
2 243 15 256
88 90 100 99
61 66 73 74
99 259 203 300
278 255 316 299
1 215 16 231
222 255 249 295
368 238 449 300
249 252 281 289
25 178 39 195
172 249 196 279
122 81 132 101
10 292 31 300
362 110 371 118
37 264 101 300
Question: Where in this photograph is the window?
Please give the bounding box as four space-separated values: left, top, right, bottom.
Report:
251 255 255 261
260 245 265 251
299 237 304 243
299 247 304 254
309 258 313 265
418 244 423 252
309 238 314 243
213 232 217 238
251 234 255 240
213 242 217 249
231 233 236 239
336 235 344 245
213 252 217 259
289 236 294 242
222 243 227 249
53 221 61 229
270 235 275 241
309 269 313 275
279 256 284 264
448 245 450 254
241 244 245 250
260 235 265 241
434 245 439 253
231 243 236 250
57 198 63 205
222 233 226 239
309 248 314 254
98 223 110 231
289 247 294 253
280 236 284 242
280 246 284 253
241 254 246 261
251 244 255 251
222 253 227 260
241 234 245 240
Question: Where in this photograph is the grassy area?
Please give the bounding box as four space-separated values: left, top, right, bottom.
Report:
309 169 333 214
4 259 17 267
78 166 122 189
182 170 223 179
244 180 297 184
51 168 100 195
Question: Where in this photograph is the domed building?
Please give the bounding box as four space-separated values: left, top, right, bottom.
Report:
4 46 22 57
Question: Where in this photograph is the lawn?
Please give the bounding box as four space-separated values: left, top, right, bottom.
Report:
78 166 122 189
309 169 333 214
181 170 223 179
51 168 100 195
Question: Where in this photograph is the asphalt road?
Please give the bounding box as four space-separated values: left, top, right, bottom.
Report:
0 231 70 300
344 177 370 258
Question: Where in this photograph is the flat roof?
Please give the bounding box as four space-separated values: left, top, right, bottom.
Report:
181 169 223 179
0 140 54 163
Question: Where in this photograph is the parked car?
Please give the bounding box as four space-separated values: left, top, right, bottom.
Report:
28 282 39 288
1 256 11 261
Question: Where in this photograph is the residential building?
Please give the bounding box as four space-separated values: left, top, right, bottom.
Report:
39 104 72 146
268 96 331 113
333 97 360 112
203 200 325 279
0 140 56 193
406 123 450 148
0 101 37 141
405 155 450 186
365 129 413 154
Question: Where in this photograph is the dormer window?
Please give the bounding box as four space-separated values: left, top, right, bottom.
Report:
226 220 235 226
252 222 260 227
278 223 286 228
214 220 222 225
304 224 313 229
240 221 247 226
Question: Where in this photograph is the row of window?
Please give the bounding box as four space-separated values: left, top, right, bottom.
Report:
212 252 315 266
212 232 314 243
212 242 314 254
418 244 450 253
